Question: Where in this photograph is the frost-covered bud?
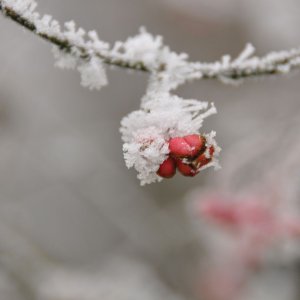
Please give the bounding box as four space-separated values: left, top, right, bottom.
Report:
176 159 198 177
169 134 206 158
157 157 176 178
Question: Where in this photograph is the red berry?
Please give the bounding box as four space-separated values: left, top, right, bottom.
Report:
176 159 198 177
193 146 215 169
169 135 205 158
157 157 176 178
184 134 206 157
169 137 191 157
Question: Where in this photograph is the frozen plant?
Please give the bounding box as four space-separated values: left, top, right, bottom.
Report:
1 0 300 184
120 92 220 185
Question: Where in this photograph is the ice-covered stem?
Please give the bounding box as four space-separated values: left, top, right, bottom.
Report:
188 43 300 84
1 0 300 86
0 1 149 72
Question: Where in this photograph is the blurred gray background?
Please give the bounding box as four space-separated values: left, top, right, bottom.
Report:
0 1 299 299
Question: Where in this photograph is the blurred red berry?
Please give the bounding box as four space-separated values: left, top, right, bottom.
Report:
157 157 176 178
200 199 239 226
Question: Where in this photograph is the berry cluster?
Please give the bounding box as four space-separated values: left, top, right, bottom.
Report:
157 134 215 178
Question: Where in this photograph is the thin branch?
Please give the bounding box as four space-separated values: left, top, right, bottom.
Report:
1 0 300 84
189 46 300 82
0 3 149 72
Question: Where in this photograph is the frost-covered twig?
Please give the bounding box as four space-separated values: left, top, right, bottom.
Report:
188 43 300 84
0 0 149 72
1 0 300 87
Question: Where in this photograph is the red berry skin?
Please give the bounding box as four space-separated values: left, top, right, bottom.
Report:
183 135 206 157
157 157 176 178
193 146 215 169
176 159 198 177
169 137 192 157
169 135 205 158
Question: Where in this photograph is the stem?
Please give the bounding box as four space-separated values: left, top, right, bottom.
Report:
1 1 300 83
192 50 300 81
0 3 149 72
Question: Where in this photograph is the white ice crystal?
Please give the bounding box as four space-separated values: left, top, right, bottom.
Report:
111 27 163 70
53 46 108 89
78 56 108 90
121 92 218 185
201 131 221 171
110 27 192 91
2 0 36 16
87 30 110 53
52 46 78 70
123 127 169 185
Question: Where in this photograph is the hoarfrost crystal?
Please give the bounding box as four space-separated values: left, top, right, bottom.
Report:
78 57 108 90
111 27 163 70
52 47 78 70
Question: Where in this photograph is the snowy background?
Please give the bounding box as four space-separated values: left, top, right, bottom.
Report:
0 0 300 299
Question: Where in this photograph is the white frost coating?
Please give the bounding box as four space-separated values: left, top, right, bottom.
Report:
53 46 108 89
78 57 108 90
2 0 36 16
122 127 169 185
234 43 256 64
202 131 221 171
111 27 163 70
2 0 109 90
2 0 300 88
52 47 78 69
110 27 190 90
186 46 300 86
121 92 218 185
87 30 110 53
